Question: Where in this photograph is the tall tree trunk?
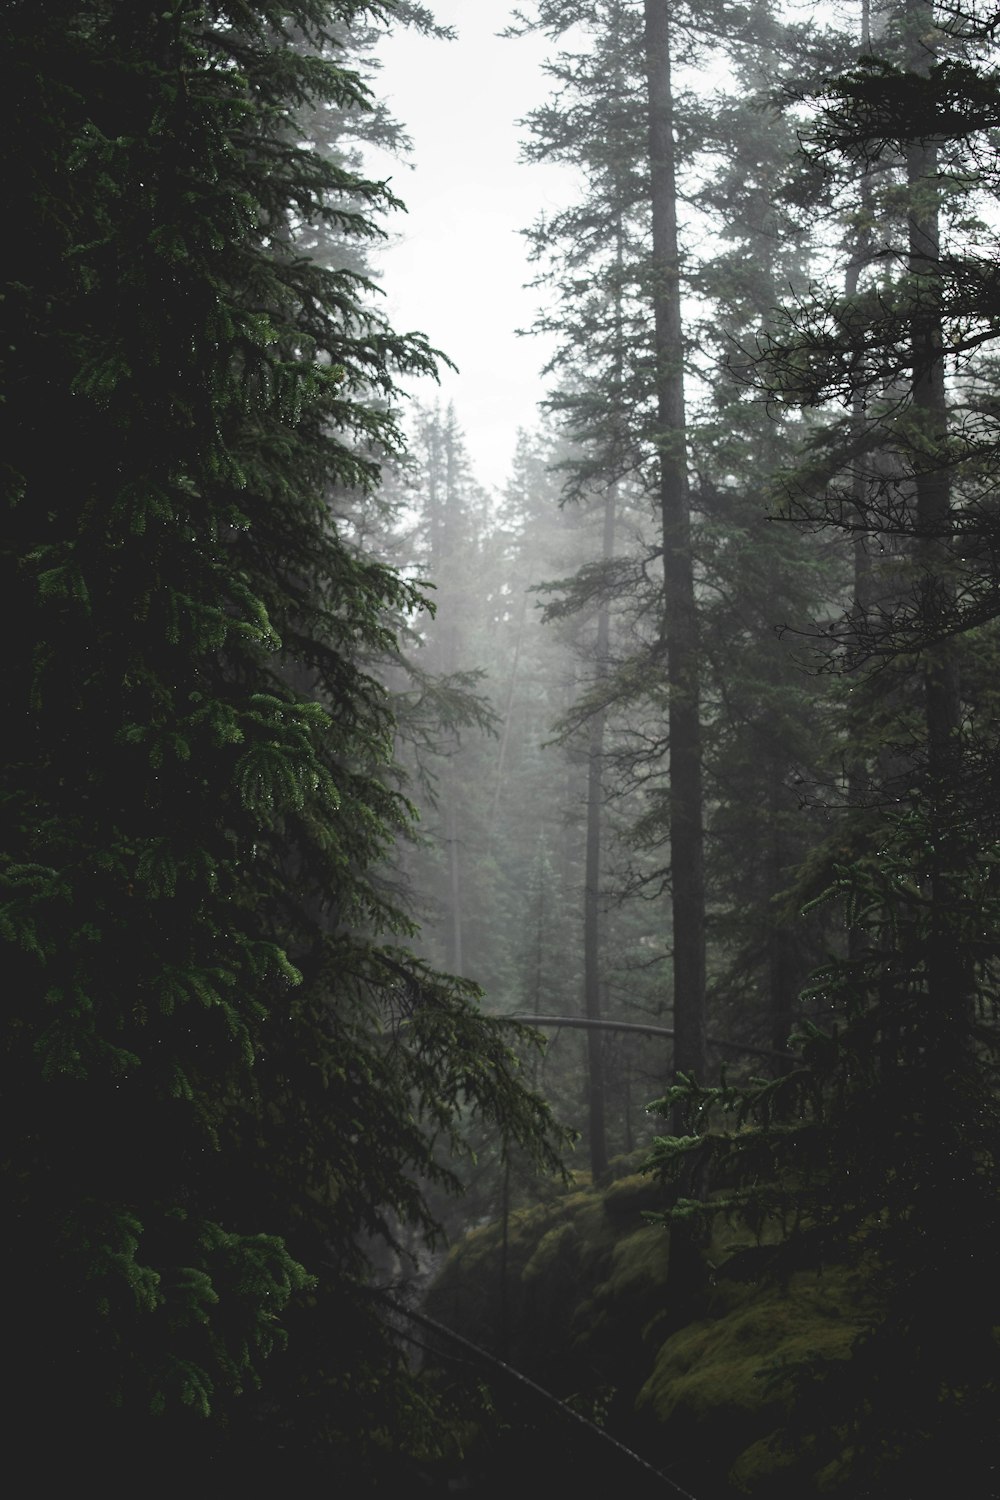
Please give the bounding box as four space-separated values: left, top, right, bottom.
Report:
898 8 976 1386
446 796 463 975
436 406 466 976
901 0 958 773
908 157 958 784
846 0 877 959
487 589 529 858
766 756 796 1063
905 2 961 1021
848 0 876 629
581 170 630 1180
642 0 706 1117
583 488 615 1181
643 0 707 1328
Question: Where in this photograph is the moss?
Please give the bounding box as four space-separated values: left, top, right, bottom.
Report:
606 1225 671 1295
569 1223 673 1402
523 1220 578 1281
426 1173 670 1399
425 1172 879 1498
636 1266 870 1491
601 1170 668 1223
728 1433 802 1492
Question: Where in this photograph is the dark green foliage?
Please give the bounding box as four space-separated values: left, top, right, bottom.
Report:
636 1264 872 1496
646 798 1000 1491
643 4 1000 1487
0 0 562 1476
424 1155 879 1497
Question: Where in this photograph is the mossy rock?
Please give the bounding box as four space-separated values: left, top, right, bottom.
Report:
601 1170 668 1223
570 1224 673 1395
729 1431 862 1496
522 1219 578 1281
636 1266 870 1491
424 1174 880 1497
425 1172 672 1400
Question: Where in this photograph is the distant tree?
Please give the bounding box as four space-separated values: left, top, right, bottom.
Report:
382 401 497 976
384 415 588 1044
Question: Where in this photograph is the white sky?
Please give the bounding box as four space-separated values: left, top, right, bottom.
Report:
368 1 581 492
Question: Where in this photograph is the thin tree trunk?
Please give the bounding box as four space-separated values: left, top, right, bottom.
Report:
905 4 961 1025
899 8 976 1373
438 407 466 977
498 1155 511 1361
908 161 958 779
643 1 707 1328
848 0 875 628
642 0 706 1117
447 796 463 975
584 488 615 1180
766 757 796 1064
846 0 876 958
487 588 529 858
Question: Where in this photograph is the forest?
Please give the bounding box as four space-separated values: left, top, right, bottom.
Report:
3 0 1000 1494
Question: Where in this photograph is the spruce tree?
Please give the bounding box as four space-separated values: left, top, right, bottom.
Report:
1 1 560 1478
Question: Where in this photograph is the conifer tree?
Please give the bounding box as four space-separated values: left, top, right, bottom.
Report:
0 1 561 1478
646 1 1000 1488
511 0 704 1174
683 25 845 1062
512 0 833 1100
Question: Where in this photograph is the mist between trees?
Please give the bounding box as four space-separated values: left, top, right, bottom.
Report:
4 0 1000 1494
